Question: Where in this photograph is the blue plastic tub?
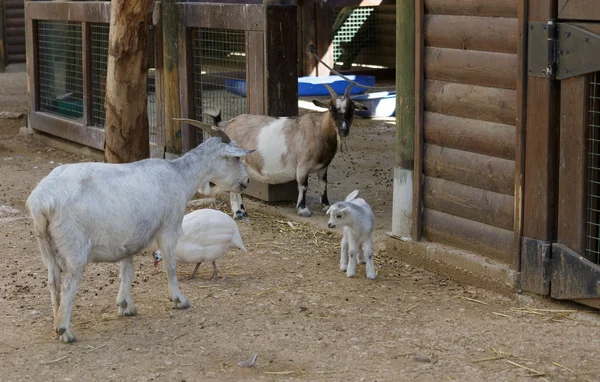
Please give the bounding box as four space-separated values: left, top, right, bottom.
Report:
224 75 375 98
351 91 396 118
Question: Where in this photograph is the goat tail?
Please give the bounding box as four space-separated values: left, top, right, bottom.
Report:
345 190 360 202
202 108 222 126
27 199 58 269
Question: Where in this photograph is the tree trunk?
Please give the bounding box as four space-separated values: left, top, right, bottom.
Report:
104 0 154 163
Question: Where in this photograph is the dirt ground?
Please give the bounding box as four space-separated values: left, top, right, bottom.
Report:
2 68 600 382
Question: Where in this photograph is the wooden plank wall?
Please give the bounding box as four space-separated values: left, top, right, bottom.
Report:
420 0 518 264
4 0 26 64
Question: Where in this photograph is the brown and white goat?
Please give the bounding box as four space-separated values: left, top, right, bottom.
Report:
205 83 367 218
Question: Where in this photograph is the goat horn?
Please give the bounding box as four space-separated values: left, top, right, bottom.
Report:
172 118 231 144
343 82 355 99
322 84 338 100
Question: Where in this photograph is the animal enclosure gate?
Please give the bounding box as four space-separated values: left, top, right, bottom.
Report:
520 0 600 309
24 1 297 159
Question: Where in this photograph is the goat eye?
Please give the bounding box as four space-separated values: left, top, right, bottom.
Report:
336 214 342 219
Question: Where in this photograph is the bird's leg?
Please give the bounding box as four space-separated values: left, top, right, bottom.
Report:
187 262 201 280
211 261 219 280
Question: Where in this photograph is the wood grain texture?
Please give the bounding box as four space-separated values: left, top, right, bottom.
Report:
423 208 514 264
30 112 104 151
522 0 559 241
424 80 517 126
178 3 265 30
413 0 425 240
424 0 517 17
558 0 600 21
424 176 515 230
25 2 111 23
423 112 516 160
265 5 298 116
513 0 528 271
104 0 153 163
424 144 515 195
424 47 517 90
557 76 588 256
179 26 196 152
246 30 265 115
162 0 182 155
425 15 518 54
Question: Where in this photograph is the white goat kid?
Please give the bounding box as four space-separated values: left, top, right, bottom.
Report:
26 119 253 343
205 83 367 219
326 190 376 280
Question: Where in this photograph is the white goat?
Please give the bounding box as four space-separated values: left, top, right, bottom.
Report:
26 119 253 343
326 190 376 280
204 83 367 219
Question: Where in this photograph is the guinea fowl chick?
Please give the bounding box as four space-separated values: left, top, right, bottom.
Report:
153 209 247 280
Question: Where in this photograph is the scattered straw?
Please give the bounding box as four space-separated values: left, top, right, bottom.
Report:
506 360 545 376
492 348 531 362
316 369 349 375
405 304 419 313
40 352 72 365
454 296 488 305
295 364 308 377
493 312 512 318
265 371 295 375
84 344 107 354
219 362 227 373
552 361 578 377
256 286 292 297
472 356 506 363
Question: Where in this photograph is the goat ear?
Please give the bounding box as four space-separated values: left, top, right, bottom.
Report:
312 100 330 110
345 190 359 202
220 146 255 158
352 101 368 111
325 205 333 215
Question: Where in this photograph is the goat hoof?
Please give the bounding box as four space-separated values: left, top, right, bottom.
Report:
297 207 312 217
340 265 348 271
366 272 376 280
59 329 77 343
234 211 245 220
118 304 137 317
346 270 356 278
172 296 191 310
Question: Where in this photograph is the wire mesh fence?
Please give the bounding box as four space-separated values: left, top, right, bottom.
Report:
38 21 84 121
585 72 600 265
192 28 247 143
331 6 376 70
88 23 158 143
91 23 109 128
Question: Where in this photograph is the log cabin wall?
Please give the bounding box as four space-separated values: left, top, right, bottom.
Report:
420 0 518 265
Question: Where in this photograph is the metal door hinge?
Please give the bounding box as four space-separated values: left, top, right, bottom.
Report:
528 20 600 80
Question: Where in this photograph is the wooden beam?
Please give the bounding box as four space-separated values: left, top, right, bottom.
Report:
425 80 517 126
178 3 265 31
178 26 196 152
30 112 104 151
514 0 528 272
315 3 333 77
424 48 517 90
557 76 588 256
26 19 39 113
0 0 5 73
425 15 518 54
424 143 515 195
558 0 600 21
424 0 518 18
264 4 298 117
246 30 265 115
424 112 516 160
522 0 559 241
413 0 425 239
300 0 317 76
82 22 92 127
423 208 514 264
424 176 515 231
162 0 182 156
25 2 111 23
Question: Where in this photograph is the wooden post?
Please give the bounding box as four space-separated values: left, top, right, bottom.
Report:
162 0 182 158
391 0 416 239
0 0 6 73
103 0 153 163
520 0 559 294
